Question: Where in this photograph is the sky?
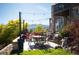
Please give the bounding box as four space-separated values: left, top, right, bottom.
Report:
0 3 51 25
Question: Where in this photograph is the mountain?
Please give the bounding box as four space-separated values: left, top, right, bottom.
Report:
28 24 49 30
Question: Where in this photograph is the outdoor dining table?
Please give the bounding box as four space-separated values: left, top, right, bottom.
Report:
31 35 46 44
31 35 46 41
32 35 45 38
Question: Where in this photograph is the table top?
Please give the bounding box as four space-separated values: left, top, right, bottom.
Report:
32 35 44 38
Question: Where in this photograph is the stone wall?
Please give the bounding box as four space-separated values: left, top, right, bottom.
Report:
12 42 18 50
12 37 19 50
0 37 19 55
0 44 13 55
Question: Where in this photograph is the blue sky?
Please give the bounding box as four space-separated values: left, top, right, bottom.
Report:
0 3 51 25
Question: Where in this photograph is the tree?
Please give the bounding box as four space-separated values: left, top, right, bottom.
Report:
0 24 4 33
0 19 28 45
0 19 19 44
34 24 44 33
29 29 33 33
22 22 28 31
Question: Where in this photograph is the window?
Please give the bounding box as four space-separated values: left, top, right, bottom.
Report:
55 16 64 32
73 6 79 16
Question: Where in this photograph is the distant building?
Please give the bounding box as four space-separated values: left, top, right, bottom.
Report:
51 3 79 33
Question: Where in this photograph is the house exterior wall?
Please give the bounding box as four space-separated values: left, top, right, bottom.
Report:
51 3 79 33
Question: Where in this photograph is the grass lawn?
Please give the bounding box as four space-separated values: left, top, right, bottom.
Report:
20 48 73 55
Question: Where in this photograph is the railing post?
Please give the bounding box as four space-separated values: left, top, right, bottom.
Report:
19 12 21 38
23 20 25 30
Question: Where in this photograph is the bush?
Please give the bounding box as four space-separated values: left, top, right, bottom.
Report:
61 21 79 37
60 31 70 38
60 21 79 54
